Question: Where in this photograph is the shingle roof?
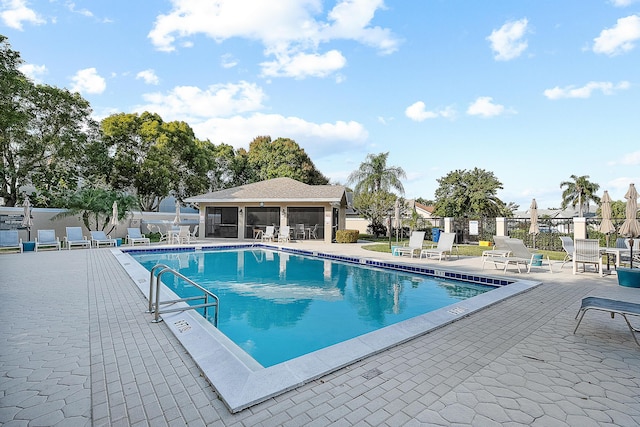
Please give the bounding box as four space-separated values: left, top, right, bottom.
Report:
185 177 346 203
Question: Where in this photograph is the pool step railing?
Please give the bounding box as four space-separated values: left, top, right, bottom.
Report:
148 263 219 326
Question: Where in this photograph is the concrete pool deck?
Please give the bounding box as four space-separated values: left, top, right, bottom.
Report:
1 241 639 426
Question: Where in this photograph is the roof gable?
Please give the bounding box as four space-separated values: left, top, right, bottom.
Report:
185 177 346 203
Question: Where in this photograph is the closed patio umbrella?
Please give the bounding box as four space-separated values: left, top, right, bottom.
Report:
111 201 119 226
21 196 33 241
173 199 181 225
598 190 615 247
529 198 539 248
618 183 640 267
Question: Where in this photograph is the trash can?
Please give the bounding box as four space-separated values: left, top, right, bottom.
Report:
431 228 441 243
22 241 35 252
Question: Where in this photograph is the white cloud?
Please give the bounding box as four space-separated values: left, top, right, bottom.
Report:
136 69 160 85
466 96 508 118
260 50 347 78
66 2 93 17
487 18 529 61
615 150 640 165
610 0 639 6
193 113 368 157
593 15 640 55
18 63 47 82
405 101 455 122
221 53 238 69
0 0 45 30
70 68 106 95
148 0 399 79
135 81 267 120
544 81 630 99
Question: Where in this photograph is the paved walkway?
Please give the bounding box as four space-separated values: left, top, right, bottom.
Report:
1 243 639 426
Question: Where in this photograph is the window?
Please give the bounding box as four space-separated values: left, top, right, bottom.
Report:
206 207 238 238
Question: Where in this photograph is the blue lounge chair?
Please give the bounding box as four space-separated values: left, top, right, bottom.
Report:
574 296 640 347
126 228 151 246
65 227 91 250
35 229 61 251
90 230 117 248
0 230 23 253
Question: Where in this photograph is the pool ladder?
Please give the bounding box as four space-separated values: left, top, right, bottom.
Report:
147 264 219 326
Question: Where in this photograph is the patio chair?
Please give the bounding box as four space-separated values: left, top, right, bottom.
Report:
35 229 61 251
495 238 552 273
559 236 574 269
177 226 191 244
126 228 151 246
278 225 291 243
189 225 199 242
395 231 426 258
481 236 511 269
294 223 305 240
90 230 117 248
573 239 604 276
420 232 457 261
0 230 23 253
309 224 319 239
261 225 276 242
65 227 91 250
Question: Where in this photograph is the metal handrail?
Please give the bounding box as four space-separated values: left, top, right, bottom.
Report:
148 263 219 326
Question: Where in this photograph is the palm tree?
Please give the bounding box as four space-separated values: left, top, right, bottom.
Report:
347 152 406 195
560 174 601 217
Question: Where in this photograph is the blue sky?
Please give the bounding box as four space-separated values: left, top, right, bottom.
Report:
2 0 639 211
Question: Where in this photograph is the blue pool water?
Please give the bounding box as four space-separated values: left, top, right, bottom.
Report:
130 248 494 367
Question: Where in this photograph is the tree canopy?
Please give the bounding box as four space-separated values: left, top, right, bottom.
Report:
560 174 600 217
433 168 508 218
347 152 406 195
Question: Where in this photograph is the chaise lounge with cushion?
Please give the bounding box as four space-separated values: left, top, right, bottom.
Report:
0 230 23 253
35 229 61 251
65 227 91 250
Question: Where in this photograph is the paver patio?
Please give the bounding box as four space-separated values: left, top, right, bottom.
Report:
1 242 638 426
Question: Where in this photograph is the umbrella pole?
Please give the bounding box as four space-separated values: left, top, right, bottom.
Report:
631 238 634 269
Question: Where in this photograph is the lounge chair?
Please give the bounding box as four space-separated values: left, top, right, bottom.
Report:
481 236 511 268
559 236 574 268
573 239 603 277
0 230 23 253
90 230 117 248
261 225 276 242
395 231 426 258
278 225 291 243
420 232 457 261
126 228 151 246
494 238 552 273
65 227 91 250
35 229 61 251
574 296 640 347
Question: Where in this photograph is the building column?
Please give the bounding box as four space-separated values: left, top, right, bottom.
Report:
496 217 507 237
573 217 587 239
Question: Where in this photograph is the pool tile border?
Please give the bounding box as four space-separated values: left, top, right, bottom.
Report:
116 244 540 413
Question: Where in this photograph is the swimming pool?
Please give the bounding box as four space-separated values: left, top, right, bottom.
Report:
129 248 494 367
114 244 540 412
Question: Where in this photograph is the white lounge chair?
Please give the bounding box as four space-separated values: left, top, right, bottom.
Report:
420 232 457 261
495 238 552 273
559 236 574 268
278 225 291 243
0 230 23 253
177 226 191 244
35 229 61 251
481 236 511 269
90 230 117 248
126 228 151 246
65 227 91 250
395 231 426 258
261 225 276 242
573 239 603 277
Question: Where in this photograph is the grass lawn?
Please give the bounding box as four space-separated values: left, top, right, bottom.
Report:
359 236 566 261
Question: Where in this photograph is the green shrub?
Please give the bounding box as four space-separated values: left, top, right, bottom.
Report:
336 229 359 243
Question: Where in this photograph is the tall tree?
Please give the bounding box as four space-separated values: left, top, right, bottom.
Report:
433 168 507 218
560 174 600 217
244 136 329 185
1 36 96 207
347 152 406 195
